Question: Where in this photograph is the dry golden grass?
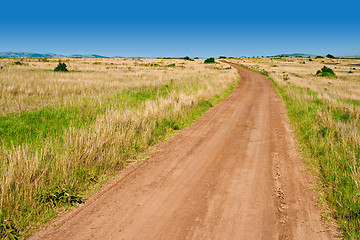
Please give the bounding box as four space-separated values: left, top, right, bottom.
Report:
0 57 238 238
0 58 236 115
227 57 360 101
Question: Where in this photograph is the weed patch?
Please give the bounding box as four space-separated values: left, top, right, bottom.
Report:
39 187 84 207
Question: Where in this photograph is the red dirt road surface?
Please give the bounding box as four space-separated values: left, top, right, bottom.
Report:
30 64 336 239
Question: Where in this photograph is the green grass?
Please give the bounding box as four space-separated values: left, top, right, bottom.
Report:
0 82 178 149
290 72 302 78
0 106 97 148
340 99 360 107
205 66 232 70
239 63 360 239
276 85 359 239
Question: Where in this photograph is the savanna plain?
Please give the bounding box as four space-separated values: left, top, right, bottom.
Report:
0 57 238 239
1 55 360 239
226 56 360 239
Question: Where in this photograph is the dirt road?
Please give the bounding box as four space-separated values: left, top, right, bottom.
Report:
30 64 335 239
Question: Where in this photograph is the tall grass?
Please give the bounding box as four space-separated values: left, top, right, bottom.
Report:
0 58 238 238
278 86 360 239
228 58 360 239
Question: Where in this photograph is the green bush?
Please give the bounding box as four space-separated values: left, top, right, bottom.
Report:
316 65 336 77
326 54 336 59
54 62 68 72
321 65 335 74
204 57 215 64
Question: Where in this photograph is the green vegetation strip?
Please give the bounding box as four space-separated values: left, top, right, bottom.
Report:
0 78 239 239
240 64 359 239
277 85 359 239
0 83 177 148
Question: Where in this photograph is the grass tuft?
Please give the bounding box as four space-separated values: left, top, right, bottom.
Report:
0 219 20 240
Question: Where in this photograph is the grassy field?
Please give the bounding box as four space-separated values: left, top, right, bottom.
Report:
0 57 239 239
227 57 360 239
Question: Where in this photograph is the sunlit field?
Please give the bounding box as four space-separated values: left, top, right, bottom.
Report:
228 57 360 101
0 57 238 238
227 57 360 239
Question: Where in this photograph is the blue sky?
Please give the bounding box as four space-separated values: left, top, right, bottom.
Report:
1 0 359 57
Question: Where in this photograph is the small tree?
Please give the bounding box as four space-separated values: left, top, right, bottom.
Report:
54 62 68 72
204 57 215 64
326 54 335 59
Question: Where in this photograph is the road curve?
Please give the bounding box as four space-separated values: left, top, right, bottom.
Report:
30 64 336 240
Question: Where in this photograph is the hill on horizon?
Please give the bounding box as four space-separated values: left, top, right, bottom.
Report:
0 51 111 58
